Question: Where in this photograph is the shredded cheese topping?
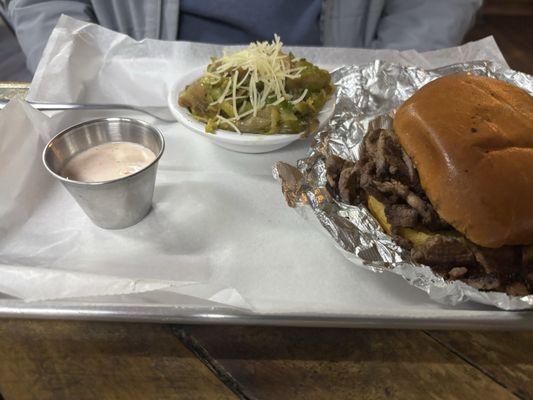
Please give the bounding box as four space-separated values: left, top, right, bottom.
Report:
209 35 306 121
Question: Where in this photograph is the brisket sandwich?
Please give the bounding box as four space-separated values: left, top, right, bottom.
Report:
326 74 533 295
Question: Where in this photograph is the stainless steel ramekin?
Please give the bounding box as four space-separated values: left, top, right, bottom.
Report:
43 117 165 229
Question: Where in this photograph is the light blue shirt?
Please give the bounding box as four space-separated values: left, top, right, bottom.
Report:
8 0 483 73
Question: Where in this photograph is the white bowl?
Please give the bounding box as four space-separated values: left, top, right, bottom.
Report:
168 66 335 153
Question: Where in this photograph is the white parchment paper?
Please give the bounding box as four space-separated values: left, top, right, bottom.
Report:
0 16 513 312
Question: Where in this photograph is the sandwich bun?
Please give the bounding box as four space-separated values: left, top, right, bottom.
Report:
393 74 533 248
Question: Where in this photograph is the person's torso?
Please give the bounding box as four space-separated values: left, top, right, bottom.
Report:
88 0 383 47
178 0 322 45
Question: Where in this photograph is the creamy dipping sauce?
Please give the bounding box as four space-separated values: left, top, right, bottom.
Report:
61 141 156 182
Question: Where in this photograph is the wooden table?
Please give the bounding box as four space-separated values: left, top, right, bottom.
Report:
0 321 532 399
1 3 533 399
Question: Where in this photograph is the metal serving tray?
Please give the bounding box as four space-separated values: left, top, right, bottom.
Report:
1 82 532 331
1 297 532 329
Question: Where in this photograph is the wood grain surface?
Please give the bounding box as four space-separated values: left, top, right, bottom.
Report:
179 326 528 400
0 320 236 400
428 331 533 399
1 321 531 400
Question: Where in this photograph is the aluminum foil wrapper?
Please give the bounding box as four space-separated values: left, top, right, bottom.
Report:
274 60 533 310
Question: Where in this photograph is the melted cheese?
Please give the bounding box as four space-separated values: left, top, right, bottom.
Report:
211 35 306 121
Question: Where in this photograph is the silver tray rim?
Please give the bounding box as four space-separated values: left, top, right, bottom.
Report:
1 299 532 330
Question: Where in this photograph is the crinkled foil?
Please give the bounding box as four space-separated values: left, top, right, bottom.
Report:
273 60 533 310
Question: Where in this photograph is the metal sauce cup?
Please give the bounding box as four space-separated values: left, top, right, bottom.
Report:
43 117 165 229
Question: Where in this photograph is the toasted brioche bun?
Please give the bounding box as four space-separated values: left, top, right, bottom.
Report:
393 74 533 248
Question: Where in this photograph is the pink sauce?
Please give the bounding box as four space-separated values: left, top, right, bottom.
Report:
61 142 156 182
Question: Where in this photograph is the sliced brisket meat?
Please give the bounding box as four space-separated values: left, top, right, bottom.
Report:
371 179 409 198
469 245 522 276
326 155 352 189
401 150 419 190
505 282 529 296
448 267 468 279
360 128 381 162
374 129 416 186
410 236 476 269
403 191 450 230
338 165 362 205
464 275 502 291
371 180 450 230
325 127 530 294
391 234 413 250
385 204 418 228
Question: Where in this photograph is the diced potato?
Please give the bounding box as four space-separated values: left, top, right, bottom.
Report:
287 60 331 92
236 107 273 133
205 118 218 133
179 48 334 134
220 100 235 118
178 81 209 116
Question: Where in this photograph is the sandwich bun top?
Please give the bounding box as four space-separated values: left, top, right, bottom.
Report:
393 74 533 248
